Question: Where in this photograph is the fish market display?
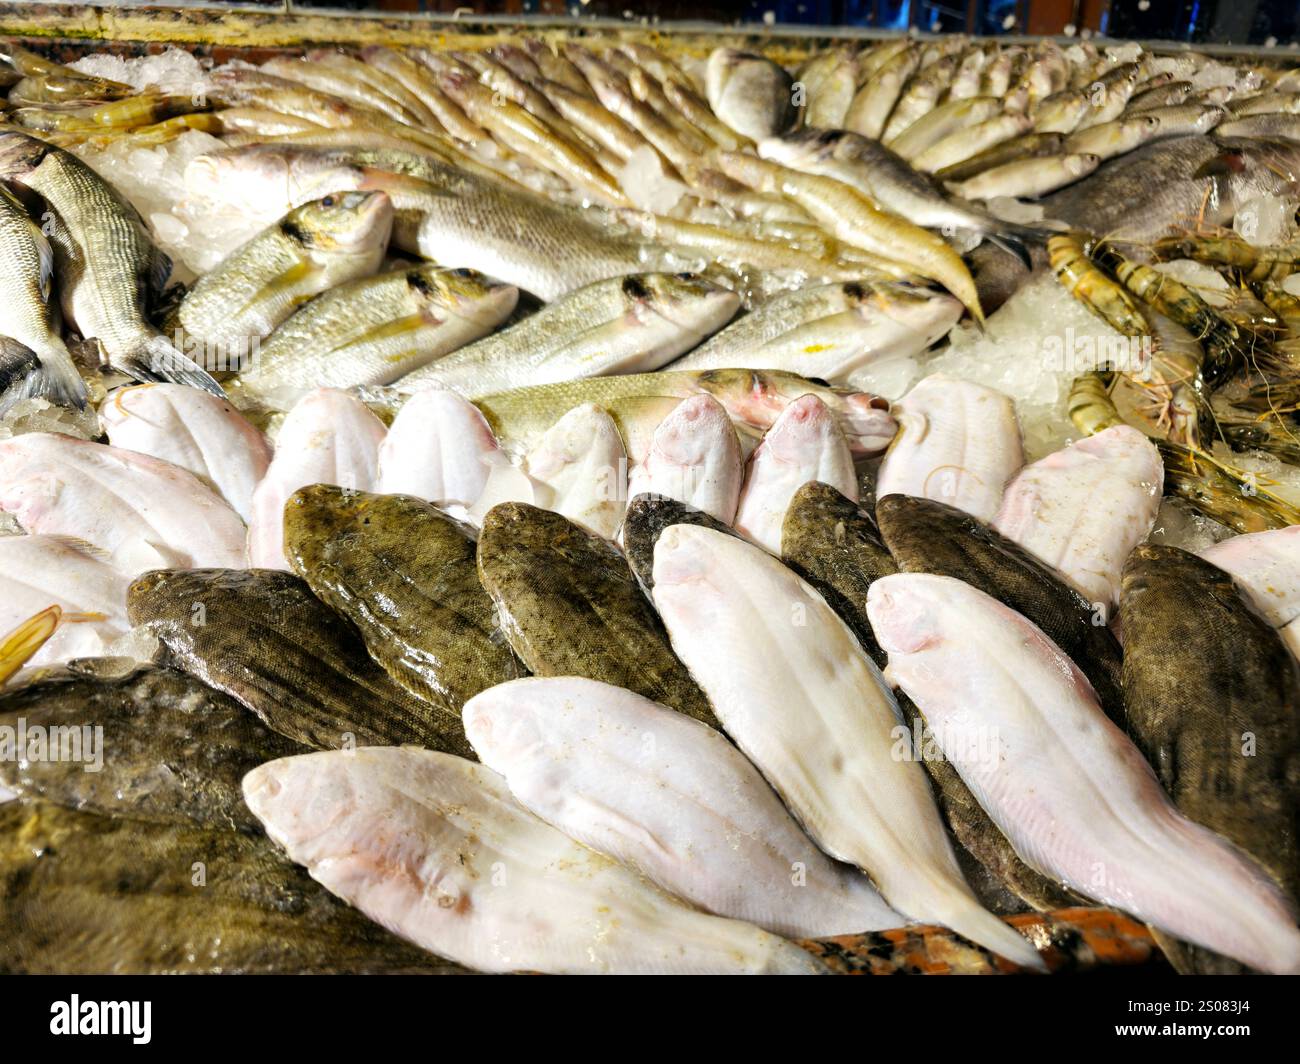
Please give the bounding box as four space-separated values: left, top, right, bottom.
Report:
4 28 1300 979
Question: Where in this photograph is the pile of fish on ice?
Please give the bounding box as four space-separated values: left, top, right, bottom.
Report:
1 31 1300 976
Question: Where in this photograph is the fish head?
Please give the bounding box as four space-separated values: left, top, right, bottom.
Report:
1065 152 1101 178
643 393 737 469
628 273 741 335
650 521 726 592
0 130 52 180
752 393 841 462
755 129 841 169
285 190 395 257
407 267 519 329
460 679 555 772
185 146 366 214
855 282 964 349
241 751 353 852
282 483 374 568
864 571 951 656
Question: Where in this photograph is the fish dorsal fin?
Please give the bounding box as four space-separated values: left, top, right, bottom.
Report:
41 533 116 563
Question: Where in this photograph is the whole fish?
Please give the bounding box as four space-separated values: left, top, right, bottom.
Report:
476 502 718 729
1064 115 1161 161
868 572 1300 975
889 97 1004 161
910 113 1034 175
1119 544 1300 973
376 387 500 510
470 368 897 462
0 433 247 574
621 494 739 593
0 133 222 395
0 801 452 974
845 47 918 140
625 394 743 525
734 394 857 554
1216 113 1300 140
245 387 386 570
1200 525 1300 657
185 144 664 301
876 374 1024 523
876 493 1128 729
100 383 272 522
780 481 1082 913
173 191 393 357
398 273 738 398
0 185 86 407
672 280 961 384
947 152 1100 200
127 566 473 757
1042 134 1300 244
798 46 859 129
652 524 1044 969
509 402 627 538
243 748 826 974
0 660 300 830
464 676 904 938
705 48 795 141
932 130 1066 184
718 151 985 323
234 265 517 409
0 535 131 665
283 485 522 722
993 426 1163 616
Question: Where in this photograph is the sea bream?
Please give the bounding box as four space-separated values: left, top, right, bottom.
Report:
463 676 904 938
651 524 1044 968
867 571 1300 975
242 747 827 974
993 425 1163 616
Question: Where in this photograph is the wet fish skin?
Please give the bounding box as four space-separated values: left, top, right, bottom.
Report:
947 151 1100 200
0 133 222 396
868 571 1300 975
245 387 386 570
0 184 86 407
705 48 795 141
100 383 272 523
398 273 739 398
283 485 522 724
234 265 518 408
517 402 627 539
0 660 301 830
621 494 740 594
0 535 132 665
0 433 247 575
875 493 1128 730
625 394 743 525
875 374 1024 523
464 676 904 938
175 191 393 353
672 279 962 384
993 425 1164 616
734 394 857 554
126 566 474 758
0 801 455 974
651 524 1044 969
0 337 44 416
1120 544 1300 973
376 387 499 510
779 482 1084 914
243 747 826 974
471 368 897 463
1200 525 1300 657
476 501 719 730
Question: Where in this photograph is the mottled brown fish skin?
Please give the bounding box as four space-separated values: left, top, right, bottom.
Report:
476 502 720 730
0 660 300 831
875 493 1128 731
284 486 524 720
0 802 463 974
622 493 740 593
126 567 474 758
782 483 1079 914
1120 543 1300 975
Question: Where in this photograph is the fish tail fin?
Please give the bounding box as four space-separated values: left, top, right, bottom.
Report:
929 893 1049 972
986 232 1034 270
0 605 61 686
116 336 227 398
4 341 89 412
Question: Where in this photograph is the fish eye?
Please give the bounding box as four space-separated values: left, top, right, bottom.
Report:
675 272 695 281
321 196 335 207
